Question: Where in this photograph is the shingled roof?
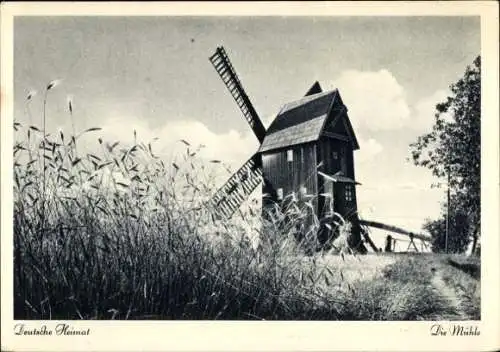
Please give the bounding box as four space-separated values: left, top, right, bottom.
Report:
258 89 358 153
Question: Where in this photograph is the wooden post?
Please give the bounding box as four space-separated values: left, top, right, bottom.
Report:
445 168 450 253
361 227 379 252
385 235 393 252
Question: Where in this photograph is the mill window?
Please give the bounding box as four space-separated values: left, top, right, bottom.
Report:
345 184 353 202
277 188 283 200
287 149 293 162
332 151 338 160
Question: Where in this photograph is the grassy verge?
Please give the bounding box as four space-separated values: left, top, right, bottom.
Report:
337 255 452 320
440 256 481 319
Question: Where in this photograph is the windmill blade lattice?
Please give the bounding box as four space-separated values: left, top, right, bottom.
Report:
209 46 267 143
209 153 263 219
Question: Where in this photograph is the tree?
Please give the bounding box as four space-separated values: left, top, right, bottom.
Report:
423 200 472 253
410 56 480 254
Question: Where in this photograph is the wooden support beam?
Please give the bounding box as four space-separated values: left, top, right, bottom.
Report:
359 219 431 242
361 227 379 252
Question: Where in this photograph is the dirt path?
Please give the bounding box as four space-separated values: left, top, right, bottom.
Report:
431 270 467 320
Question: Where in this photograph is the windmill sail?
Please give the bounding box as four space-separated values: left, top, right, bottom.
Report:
209 46 267 143
209 153 263 219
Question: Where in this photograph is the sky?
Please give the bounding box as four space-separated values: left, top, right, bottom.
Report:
13 16 480 248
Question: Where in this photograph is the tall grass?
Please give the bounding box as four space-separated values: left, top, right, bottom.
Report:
13 91 359 319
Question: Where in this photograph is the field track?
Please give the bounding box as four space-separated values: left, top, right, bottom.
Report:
326 252 481 321
431 272 467 320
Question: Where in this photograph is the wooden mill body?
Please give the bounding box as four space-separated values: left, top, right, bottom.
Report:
258 84 363 249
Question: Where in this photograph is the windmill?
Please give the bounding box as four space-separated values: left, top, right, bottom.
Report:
207 46 431 253
207 46 368 251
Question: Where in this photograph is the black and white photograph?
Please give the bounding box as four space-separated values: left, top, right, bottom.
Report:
1 2 499 351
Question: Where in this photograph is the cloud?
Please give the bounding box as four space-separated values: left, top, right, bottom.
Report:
412 89 453 131
326 69 411 131
91 116 260 168
356 134 383 163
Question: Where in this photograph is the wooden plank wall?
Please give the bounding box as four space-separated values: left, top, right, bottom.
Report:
261 143 318 214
